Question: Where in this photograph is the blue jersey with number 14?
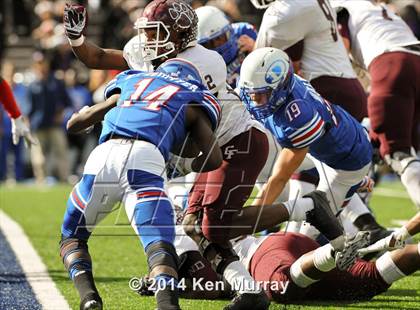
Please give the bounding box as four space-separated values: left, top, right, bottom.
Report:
99 70 221 161
262 75 372 171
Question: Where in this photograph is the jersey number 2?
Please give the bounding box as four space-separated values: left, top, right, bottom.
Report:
123 78 180 111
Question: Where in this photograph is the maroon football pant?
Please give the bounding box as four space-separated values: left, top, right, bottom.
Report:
311 76 368 122
249 232 390 303
186 127 269 244
368 52 420 157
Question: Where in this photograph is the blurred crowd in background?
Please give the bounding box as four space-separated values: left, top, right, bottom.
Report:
0 0 419 185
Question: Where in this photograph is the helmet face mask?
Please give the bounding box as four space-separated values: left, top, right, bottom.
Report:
239 81 291 120
135 17 176 64
250 0 275 9
134 0 198 67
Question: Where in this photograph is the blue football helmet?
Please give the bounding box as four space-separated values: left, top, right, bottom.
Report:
196 6 238 64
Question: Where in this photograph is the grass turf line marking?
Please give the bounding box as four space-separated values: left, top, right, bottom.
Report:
0 210 70 310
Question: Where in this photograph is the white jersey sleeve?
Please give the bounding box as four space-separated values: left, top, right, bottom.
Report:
332 0 420 69
256 0 356 81
177 44 227 94
255 2 306 50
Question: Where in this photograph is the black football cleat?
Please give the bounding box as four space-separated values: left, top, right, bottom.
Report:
223 291 270 310
367 227 393 245
80 292 103 310
335 231 370 270
361 227 393 260
303 191 344 242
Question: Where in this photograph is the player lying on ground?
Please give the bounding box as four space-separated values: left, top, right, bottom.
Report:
0 76 34 146
138 228 419 304
238 48 379 241
60 59 222 310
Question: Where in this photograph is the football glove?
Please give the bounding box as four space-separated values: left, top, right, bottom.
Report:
166 154 194 180
63 3 87 40
357 229 407 256
11 116 36 147
357 176 375 193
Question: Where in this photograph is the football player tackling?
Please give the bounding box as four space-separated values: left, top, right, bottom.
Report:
60 59 222 310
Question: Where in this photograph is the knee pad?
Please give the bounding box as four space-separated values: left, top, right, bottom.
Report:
198 237 239 274
145 241 179 272
60 237 92 280
384 150 420 175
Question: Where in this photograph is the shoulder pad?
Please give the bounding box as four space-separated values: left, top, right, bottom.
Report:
103 70 143 99
280 99 325 148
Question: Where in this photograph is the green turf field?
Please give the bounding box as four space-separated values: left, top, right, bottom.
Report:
0 181 419 310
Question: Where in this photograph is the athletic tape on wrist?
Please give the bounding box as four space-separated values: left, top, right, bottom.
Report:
68 35 85 47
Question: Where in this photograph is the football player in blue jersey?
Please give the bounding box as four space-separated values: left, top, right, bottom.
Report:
196 6 257 88
60 59 223 310
238 47 374 232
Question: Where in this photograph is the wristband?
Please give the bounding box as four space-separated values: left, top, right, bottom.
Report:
68 35 85 47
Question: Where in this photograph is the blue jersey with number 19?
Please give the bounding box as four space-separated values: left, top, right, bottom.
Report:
99 70 221 160
262 75 372 170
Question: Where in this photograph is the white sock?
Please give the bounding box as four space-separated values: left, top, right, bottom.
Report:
223 261 261 294
401 162 420 208
290 256 318 288
283 198 314 221
339 211 358 236
313 244 336 272
340 194 371 223
375 251 406 284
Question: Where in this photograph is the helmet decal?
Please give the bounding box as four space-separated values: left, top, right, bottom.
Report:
169 2 195 30
265 59 289 84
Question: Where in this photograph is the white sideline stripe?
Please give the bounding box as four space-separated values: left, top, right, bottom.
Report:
0 210 70 310
373 188 410 199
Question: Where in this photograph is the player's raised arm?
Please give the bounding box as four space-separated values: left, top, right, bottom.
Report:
63 3 129 70
186 104 223 172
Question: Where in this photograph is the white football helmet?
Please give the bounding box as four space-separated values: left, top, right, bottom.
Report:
238 47 294 119
195 6 238 63
250 0 275 9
